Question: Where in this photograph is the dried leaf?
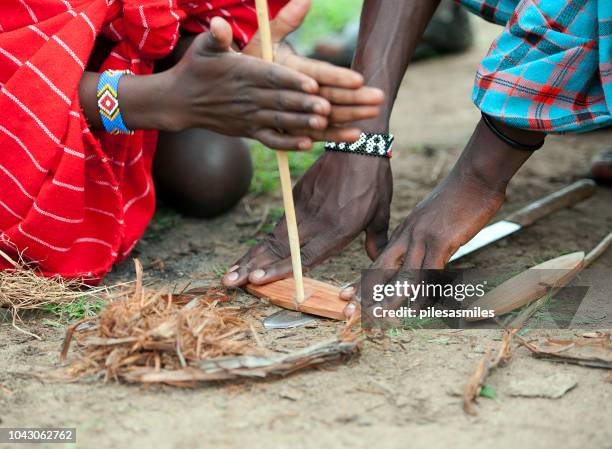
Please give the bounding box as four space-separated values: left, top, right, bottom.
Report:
520 334 612 369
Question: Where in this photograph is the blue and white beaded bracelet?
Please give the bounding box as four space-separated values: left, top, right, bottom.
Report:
325 132 394 158
97 69 134 135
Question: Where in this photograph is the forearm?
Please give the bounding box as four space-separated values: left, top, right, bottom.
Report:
455 118 545 192
78 71 171 131
352 0 441 131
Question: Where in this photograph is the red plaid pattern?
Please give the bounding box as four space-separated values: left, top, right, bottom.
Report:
0 0 286 280
460 0 611 132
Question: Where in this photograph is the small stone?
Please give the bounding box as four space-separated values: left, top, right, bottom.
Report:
509 373 577 399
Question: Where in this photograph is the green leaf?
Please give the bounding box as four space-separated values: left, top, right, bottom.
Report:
386 328 402 338
479 384 497 400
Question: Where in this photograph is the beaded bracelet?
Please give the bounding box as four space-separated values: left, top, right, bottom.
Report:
325 132 394 158
97 69 134 135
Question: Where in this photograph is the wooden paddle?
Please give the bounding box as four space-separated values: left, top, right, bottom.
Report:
465 251 585 320
247 277 346 320
466 231 612 321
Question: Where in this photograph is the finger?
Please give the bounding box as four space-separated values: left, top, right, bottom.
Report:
255 90 331 115
287 127 362 143
248 228 343 285
254 110 328 131
250 60 318 93
197 17 233 53
402 238 426 270
319 86 385 106
339 235 407 303
286 55 364 89
270 0 311 42
339 266 398 323
385 239 427 310
253 128 312 151
248 256 294 285
330 105 381 124
222 244 270 287
222 237 289 287
422 241 450 269
343 300 361 320
384 268 422 312
340 232 409 300
371 236 409 271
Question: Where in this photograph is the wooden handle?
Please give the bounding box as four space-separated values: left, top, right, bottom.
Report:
505 179 596 227
254 0 305 305
585 231 612 268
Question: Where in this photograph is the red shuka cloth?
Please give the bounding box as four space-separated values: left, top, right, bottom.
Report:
0 0 285 281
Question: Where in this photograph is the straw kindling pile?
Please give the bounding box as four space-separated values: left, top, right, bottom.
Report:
60 264 361 386
0 249 106 312
0 248 109 339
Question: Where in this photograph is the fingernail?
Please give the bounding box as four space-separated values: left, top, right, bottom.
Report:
299 140 311 151
309 117 320 128
313 102 325 114
341 286 355 296
251 269 265 280
345 303 356 317
303 80 317 92
225 272 239 282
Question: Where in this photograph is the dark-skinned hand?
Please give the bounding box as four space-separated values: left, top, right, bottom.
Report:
222 150 392 287
159 16 332 150
338 120 541 318
243 0 385 144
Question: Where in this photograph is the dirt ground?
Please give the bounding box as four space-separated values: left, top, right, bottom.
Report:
1 20 611 449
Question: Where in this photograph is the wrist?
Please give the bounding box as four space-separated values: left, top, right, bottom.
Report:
457 120 535 193
119 72 182 132
323 149 390 172
352 116 391 133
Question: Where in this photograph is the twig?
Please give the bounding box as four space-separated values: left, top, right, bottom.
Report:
462 329 517 415
12 309 41 340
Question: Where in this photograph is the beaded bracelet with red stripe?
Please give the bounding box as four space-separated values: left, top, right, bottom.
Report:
325 132 394 158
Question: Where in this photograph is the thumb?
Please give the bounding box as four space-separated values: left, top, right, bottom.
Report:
270 0 311 42
196 16 233 54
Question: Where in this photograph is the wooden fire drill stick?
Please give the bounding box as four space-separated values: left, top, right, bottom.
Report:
253 0 305 305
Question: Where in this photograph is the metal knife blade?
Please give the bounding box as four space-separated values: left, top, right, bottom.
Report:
263 310 318 329
449 220 521 262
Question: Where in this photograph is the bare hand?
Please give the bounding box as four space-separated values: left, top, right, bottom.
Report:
222 151 392 287
160 17 332 150
243 0 385 143
338 118 541 318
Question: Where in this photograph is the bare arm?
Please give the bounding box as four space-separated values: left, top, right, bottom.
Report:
222 0 441 287
76 17 333 150
352 0 441 131
79 71 168 131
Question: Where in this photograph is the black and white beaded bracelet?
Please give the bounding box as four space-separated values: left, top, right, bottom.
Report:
325 132 395 158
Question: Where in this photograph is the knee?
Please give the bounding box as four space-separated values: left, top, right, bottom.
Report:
153 129 253 218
